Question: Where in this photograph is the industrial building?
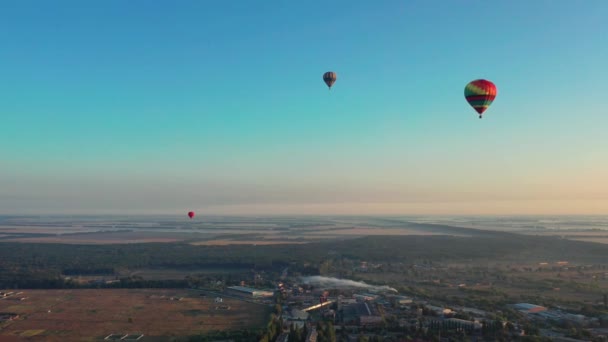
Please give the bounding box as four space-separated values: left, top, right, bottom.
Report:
444 318 482 331
342 302 383 327
226 286 274 298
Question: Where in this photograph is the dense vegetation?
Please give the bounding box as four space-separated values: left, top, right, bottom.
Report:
2 231 608 289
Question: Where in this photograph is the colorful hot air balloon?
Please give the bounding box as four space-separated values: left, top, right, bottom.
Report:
323 71 337 89
188 211 195 219
464 79 497 119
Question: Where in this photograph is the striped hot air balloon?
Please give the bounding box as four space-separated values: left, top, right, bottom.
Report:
464 79 497 119
323 71 337 89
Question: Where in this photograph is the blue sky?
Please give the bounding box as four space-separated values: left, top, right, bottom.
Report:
1 0 607 215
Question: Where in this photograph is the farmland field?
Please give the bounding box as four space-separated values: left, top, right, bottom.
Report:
0 289 270 341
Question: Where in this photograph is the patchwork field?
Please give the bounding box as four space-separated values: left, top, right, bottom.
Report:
0 216 459 246
0 289 270 341
11 216 608 247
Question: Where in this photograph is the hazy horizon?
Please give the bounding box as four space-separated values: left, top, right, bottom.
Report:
1 200 608 216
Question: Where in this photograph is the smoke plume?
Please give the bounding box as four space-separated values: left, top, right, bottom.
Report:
299 276 398 293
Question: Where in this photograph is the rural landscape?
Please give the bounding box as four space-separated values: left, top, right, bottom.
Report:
2 215 608 341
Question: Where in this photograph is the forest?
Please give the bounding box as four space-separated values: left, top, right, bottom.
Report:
2 231 608 289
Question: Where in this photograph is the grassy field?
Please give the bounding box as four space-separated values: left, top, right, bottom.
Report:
0 289 270 341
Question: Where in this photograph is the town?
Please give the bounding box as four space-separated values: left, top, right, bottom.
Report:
184 258 608 342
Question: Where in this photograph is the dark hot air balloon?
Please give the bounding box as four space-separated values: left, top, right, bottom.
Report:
323 71 337 89
464 79 497 119
188 211 195 219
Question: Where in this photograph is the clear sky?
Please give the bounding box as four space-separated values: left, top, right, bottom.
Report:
1 0 607 215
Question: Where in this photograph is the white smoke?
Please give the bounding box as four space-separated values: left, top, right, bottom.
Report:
300 276 398 293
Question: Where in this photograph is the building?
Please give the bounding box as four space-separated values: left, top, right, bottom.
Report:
226 286 274 298
458 307 487 317
426 305 453 316
360 315 383 326
342 302 383 327
392 295 413 305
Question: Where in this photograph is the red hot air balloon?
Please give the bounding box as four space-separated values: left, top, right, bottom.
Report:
323 71 337 90
188 211 195 219
464 79 497 119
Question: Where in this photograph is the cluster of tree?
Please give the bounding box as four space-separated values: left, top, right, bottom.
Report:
62 267 115 275
2 231 608 288
0 273 187 290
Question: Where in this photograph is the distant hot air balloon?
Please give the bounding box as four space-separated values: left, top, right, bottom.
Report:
188 211 195 219
323 71 337 90
464 79 497 119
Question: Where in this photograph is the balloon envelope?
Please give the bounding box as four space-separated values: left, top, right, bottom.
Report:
464 79 497 117
323 71 337 89
188 211 195 219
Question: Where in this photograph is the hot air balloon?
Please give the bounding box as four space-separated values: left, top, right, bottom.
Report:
464 79 497 119
323 71 337 90
188 211 195 219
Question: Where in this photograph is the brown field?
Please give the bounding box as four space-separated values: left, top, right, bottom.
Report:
0 289 270 341
188 226 447 246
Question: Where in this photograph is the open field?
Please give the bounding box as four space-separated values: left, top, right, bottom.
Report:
0 216 464 245
312 227 448 236
0 289 270 341
191 239 308 246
